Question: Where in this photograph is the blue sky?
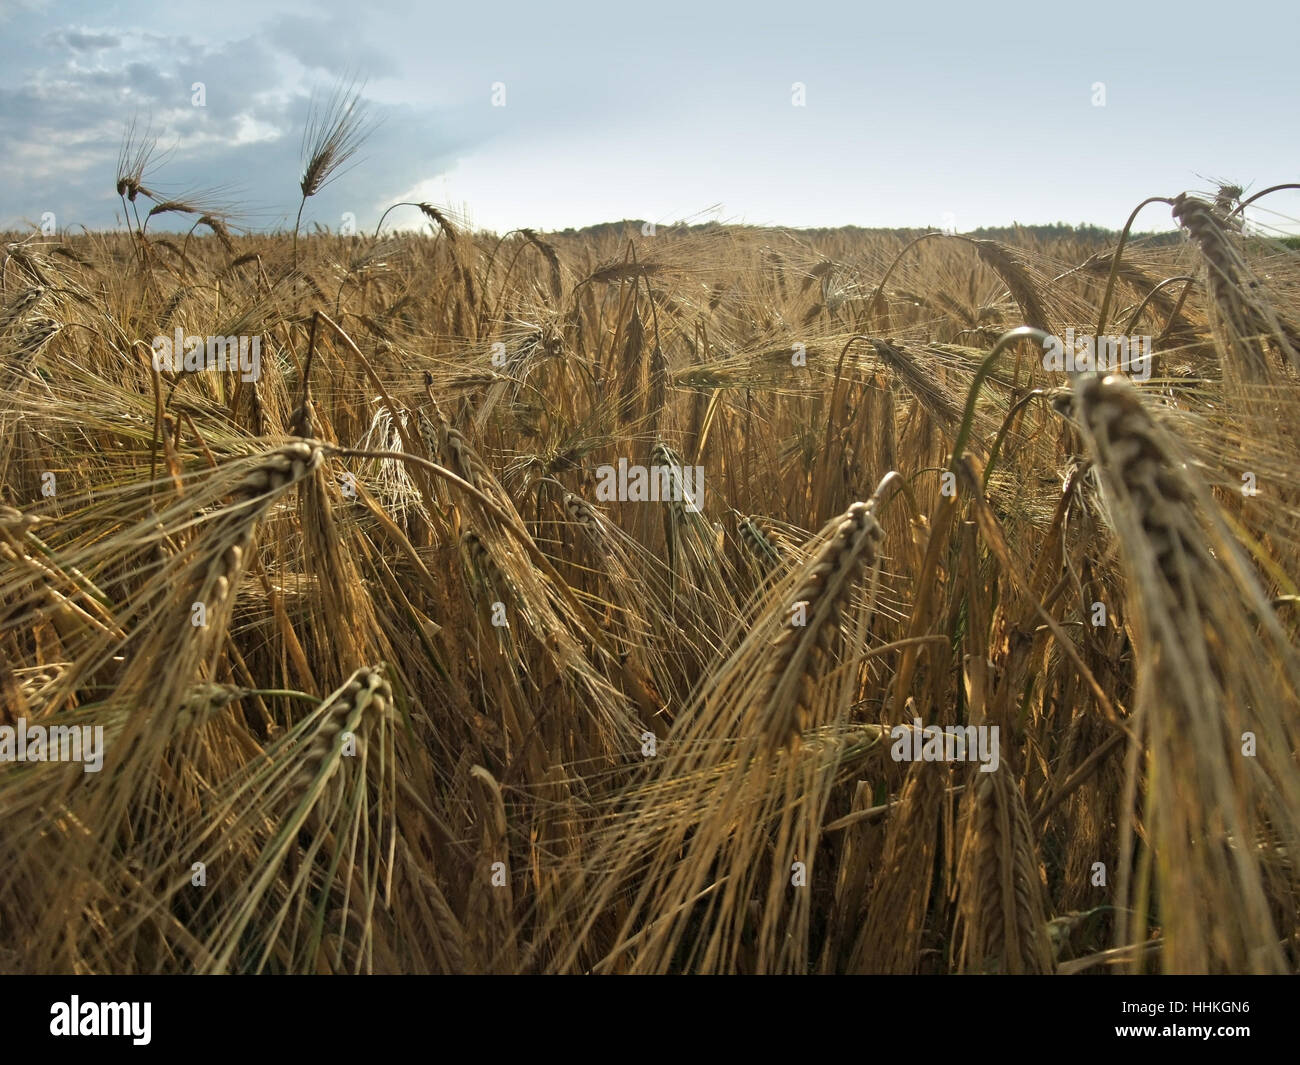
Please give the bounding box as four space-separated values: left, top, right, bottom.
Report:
1 0 1297 235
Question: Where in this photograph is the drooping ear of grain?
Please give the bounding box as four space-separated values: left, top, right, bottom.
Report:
953 767 1055 974
761 500 884 750
971 239 1053 334
851 759 946 973
1070 371 1300 973
1172 193 1300 380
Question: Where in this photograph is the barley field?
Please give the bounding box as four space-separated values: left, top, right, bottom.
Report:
2 117 1299 974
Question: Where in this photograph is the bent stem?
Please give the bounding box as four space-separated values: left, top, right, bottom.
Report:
1094 196 1175 338
949 326 1051 472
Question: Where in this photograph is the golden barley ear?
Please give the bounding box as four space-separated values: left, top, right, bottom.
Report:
761 500 884 751
299 81 372 200
953 767 1055 974
293 78 375 263
1172 192 1300 380
850 759 946 974
970 239 1054 334
538 487 896 974
1069 371 1300 973
188 665 398 974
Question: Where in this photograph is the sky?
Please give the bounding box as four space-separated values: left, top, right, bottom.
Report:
1 0 1297 236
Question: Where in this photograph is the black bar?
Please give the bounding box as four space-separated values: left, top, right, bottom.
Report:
3 974 1289 1052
